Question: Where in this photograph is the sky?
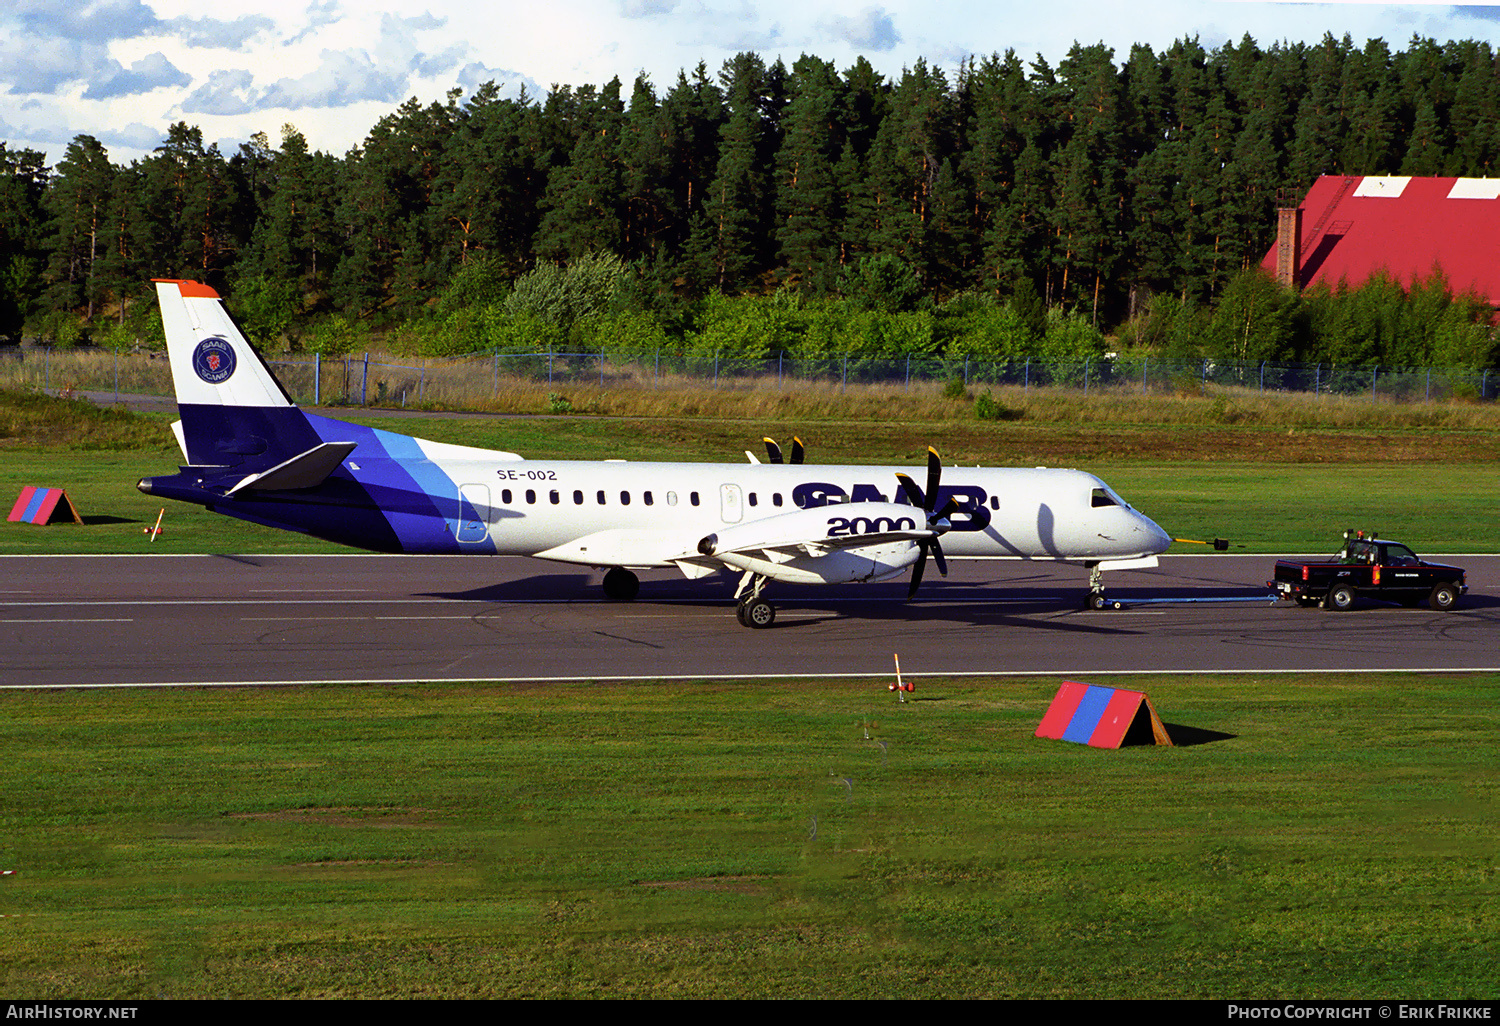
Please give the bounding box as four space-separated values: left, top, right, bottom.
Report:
3 0 1500 166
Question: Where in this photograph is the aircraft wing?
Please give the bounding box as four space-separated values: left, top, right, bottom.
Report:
682 503 937 564
695 527 934 562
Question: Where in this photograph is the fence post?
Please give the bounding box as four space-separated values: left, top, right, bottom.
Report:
1083 357 1090 397
964 356 969 387
779 351 783 389
600 348 605 387
1024 358 1030 393
361 352 369 405
1371 366 1377 401
45 346 49 392
114 349 119 404
905 355 910 392
1426 368 1430 402
314 351 321 405
1142 356 1148 394
842 355 847 394
1314 363 1320 396
1260 360 1265 393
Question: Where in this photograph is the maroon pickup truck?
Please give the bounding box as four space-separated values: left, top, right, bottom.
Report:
1270 533 1467 611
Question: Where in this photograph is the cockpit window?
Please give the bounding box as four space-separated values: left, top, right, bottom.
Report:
1091 487 1118 508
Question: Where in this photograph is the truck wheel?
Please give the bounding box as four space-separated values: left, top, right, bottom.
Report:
1326 583 1356 611
1428 583 1459 611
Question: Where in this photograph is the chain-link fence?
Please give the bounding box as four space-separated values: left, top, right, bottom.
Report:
3 345 1495 406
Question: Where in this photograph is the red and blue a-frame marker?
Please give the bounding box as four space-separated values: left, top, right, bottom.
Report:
7 487 83 526
1035 681 1173 748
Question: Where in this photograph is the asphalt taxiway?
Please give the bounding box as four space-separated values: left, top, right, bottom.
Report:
2 553 1495 687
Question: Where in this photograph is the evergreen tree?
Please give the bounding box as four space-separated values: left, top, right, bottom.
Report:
774 56 844 292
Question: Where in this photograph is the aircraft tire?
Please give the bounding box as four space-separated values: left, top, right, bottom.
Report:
1086 591 1109 611
602 567 640 601
741 597 776 629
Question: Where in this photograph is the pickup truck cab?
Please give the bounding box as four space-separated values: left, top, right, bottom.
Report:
1270 533 1467 611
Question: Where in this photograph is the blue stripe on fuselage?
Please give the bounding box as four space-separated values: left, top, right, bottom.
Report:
176 405 491 554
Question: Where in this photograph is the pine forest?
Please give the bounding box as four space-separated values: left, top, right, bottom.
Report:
2 33 1499 372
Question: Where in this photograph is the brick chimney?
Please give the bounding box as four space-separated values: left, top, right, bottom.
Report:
1276 206 1302 290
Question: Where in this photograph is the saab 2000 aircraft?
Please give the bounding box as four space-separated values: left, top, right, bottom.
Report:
138 279 1173 627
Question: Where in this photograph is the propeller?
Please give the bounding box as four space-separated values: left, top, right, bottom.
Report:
894 447 961 600
764 437 805 465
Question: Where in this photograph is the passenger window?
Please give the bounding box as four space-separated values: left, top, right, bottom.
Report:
748 492 758 507
667 491 678 506
644 491 654 506
690 492 700 506
525 489 536 504
502 489 512 504
773 493 783 507
573 490 584 504
990 496 1000 510
597 490 606 504
620 491 631 505
549 490 560 504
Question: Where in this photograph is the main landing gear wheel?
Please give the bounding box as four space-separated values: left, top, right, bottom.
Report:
737 597 776 629
602 567 640 601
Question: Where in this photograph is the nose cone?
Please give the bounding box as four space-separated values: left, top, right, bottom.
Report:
137 478 154 495
1139 513 1172 554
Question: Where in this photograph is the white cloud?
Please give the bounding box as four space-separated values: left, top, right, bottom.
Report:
14 0 159 44
83 51 191 100
621 0 680 15
820 6 901 52
258 49 412 109
456 63 542 100
181 69 260 116
164 15 276 50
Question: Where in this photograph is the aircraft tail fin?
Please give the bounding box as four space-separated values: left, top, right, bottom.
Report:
154 279 294 410
154 279 320 468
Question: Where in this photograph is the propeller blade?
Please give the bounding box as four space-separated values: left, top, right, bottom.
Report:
908 543 928 599
790 437 805 465
895 472 925 509
764 438 783 464
924 447 942 513
930 537 948 577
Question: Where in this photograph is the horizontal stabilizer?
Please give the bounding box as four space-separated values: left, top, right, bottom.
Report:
226 441 357 496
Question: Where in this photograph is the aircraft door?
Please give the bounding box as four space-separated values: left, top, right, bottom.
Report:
720 484 743 523
457 484 491 543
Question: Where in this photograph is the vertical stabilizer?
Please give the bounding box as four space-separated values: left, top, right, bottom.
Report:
154 279 316 467
153 279 294 409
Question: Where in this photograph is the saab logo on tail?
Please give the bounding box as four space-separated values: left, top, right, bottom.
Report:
192 337 237 383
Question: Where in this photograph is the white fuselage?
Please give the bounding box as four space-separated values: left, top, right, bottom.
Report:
386 456 1171 570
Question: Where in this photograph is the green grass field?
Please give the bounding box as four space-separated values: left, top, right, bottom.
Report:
3 387 1498 553
3 387 1498 999
1 675 1496 999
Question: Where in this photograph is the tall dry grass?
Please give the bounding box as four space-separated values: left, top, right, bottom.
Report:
5 345 1499 432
